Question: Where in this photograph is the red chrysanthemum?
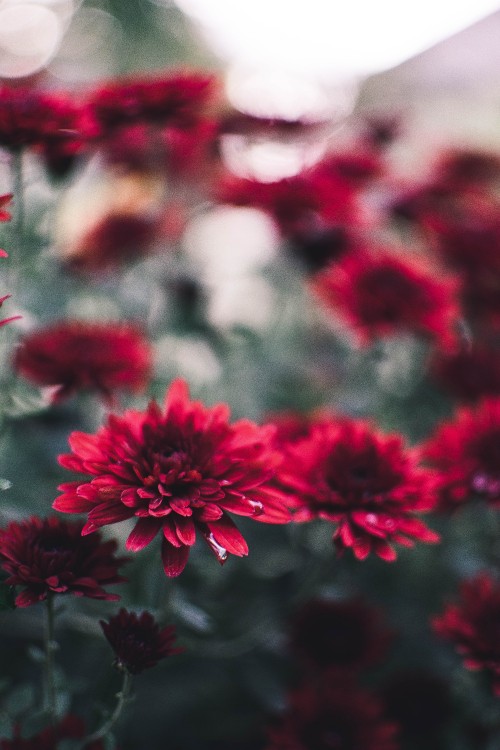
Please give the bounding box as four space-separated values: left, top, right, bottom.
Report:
0 715 105 750
313 248 460 348
422 399 500 512
14 320 152 403
432 573 500 696
54 379 290 577
0 516 128 607
265 681 399 750
100 608 181 674
430 344 500 403
280 418 439 561
289 597 391 672
88 70 214 135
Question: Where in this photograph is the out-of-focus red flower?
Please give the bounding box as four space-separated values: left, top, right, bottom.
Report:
430 344 500 403
217 171 357 240
0 87 91 171
289 597 392 672
54 379 290 577
0 194 12 222
268 409 335 449
433 573 500 696
100 608 181 675
62 211 159 273
0 516 128 607
280 418 439 561
0 715 105 749
88 70 215 135
422 399 500 512
265 681 399 750
434 148 500 189
313 248 460 348
14 320 152 403
0 294 21 328
312 149 384 187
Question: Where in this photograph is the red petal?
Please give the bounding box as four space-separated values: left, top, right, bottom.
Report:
174 515 196 546
126 517 161 551
206 515 248 557
161 540 189 577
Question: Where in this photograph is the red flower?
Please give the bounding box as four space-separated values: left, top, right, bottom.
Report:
217 172 356 240
432 573 500 696
422 399 500 512
0 715 105 749
313 248 460 347
265 681 399 750
0 194 12 222
280 418 439 561
100 608 181 674
54 379 290 577
289 597 391 672
89 70 214 135
0 516 128 607
14 320 152 403
430 344 500 403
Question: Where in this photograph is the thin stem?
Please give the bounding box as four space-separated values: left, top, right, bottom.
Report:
10 149 24 266
81 670 132 747
44 594 57 725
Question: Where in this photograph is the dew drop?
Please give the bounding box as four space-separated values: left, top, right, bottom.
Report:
205 533 228 565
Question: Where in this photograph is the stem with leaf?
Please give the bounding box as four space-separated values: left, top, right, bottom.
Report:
80 670 132 748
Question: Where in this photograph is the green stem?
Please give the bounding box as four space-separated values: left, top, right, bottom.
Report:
44 594 57 725
81 670 132 747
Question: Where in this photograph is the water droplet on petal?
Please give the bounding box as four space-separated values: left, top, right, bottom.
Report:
205 533 228 565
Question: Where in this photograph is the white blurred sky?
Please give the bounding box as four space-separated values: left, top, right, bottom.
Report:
176 0 500 78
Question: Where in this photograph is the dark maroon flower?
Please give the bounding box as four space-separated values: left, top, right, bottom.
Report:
313 248 460 348
430 344 500 403
89 70 215 135
0 715 105 749
435 148 500 188
265 681 399 750
433 573 500 696
100 608 181 674
0 516 128 607
54 379 290 577
14 320 152 403
288 226 352 273
289 597 391 672
422 399 500 512
280 417 439 561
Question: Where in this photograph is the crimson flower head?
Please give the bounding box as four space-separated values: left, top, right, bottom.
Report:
265 681 399 750
14 320 152 403
0 715 106 749
280 418 439 561
422 399 500 512
100 608 181 674
313 248 460 348
289 597 391 672
432 573 500 696
0 516 128 608
54 379 290 577
89 70 214 135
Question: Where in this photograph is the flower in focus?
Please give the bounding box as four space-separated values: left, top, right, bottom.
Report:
0 516 128 607
0 194 12 222
432 573 500 696
430 344 500 403
289 597 391 672
100 608 181 674
54 379 290 577
280 418 439 561
265 681 399 750
14 320 152 403
88 70 215 135
422 399 500 512
313 248 460 348
0 714 105 749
